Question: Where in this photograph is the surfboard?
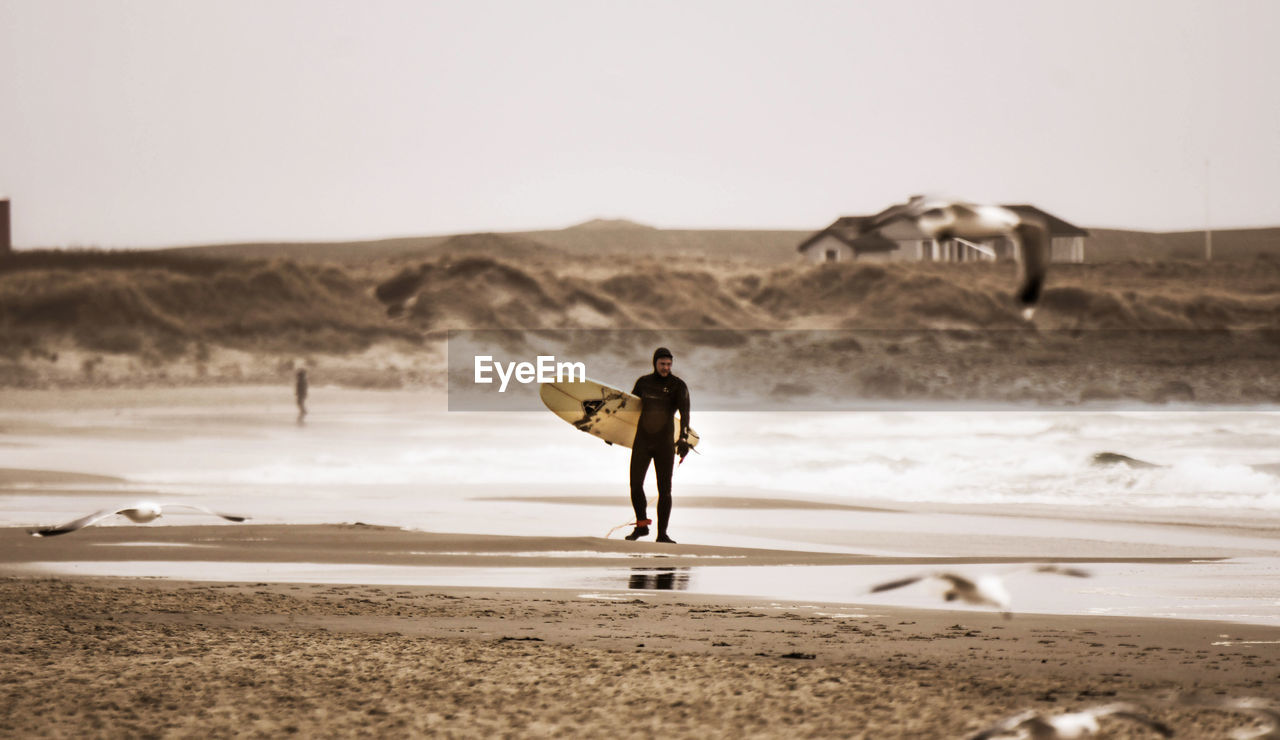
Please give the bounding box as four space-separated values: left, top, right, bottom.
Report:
539 378 699 450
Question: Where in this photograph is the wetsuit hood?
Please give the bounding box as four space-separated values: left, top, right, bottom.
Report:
652 347 673 373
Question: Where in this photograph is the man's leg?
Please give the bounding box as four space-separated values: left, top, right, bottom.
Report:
653 441 675 542
627 439 653 539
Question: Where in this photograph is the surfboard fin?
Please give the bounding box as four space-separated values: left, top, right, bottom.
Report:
677 446 701 465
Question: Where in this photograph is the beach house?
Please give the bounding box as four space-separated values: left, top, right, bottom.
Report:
797 205 1088 265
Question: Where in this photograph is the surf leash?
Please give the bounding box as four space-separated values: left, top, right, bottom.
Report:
606 518 652 538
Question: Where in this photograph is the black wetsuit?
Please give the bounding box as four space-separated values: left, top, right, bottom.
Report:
629 372 690 538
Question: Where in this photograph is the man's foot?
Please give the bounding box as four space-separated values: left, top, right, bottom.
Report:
655 534 676 544
624 526 649 541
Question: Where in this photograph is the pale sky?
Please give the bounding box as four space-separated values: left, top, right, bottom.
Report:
1 0 1277 248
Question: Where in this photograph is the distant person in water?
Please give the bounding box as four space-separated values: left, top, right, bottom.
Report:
626 347 691 544
295 368 308 422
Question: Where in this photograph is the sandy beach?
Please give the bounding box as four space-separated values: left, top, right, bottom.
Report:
3 563 1279 738
2 519 1279 738
2 389 1279 737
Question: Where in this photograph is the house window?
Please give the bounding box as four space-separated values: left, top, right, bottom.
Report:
825 249 838 262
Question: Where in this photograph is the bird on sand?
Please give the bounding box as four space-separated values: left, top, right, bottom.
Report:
868 565 1090 619
1176 696 1280 739
858 195 1051 319
968 703 1174 739
28 502 249 537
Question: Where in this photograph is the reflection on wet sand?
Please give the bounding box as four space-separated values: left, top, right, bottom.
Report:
628 566 690 591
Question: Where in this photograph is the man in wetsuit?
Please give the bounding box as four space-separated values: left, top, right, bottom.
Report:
625 347 691 543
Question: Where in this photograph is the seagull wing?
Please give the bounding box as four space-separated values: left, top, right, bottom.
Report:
967 709 1042 740
27 508 126 537
160 504 250 523
1012 216 1049 314
1088 704 1174 738
1221 697 1280 712
1033 565 1092 578
1080 701 1172 732
936 572 979 592
1213 697 1280 732
1180 695 1277 712
860 196 930 234
869 575 927 594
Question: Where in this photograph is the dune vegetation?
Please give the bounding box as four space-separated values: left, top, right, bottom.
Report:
3 232 1280 403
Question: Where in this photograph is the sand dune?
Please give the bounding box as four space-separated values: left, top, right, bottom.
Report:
3 246 1280 403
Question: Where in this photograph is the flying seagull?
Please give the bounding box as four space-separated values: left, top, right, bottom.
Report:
968 703 1174 739
868 565 1090 619
28 502 249 537
858 195 1051 319
1176 696 1280 739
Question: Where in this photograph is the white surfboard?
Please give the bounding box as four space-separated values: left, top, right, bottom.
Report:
539 377 699 450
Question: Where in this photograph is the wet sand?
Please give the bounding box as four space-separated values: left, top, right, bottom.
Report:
4 521 1271 624
1 523 923 569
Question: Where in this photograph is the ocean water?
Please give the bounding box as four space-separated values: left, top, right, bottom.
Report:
3 390 1279 623
711 409 1280 511
2 391 1279 531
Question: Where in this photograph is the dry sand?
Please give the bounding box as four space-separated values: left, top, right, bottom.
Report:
2 526 1278 738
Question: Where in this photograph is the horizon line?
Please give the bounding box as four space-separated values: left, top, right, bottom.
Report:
9 220 1280 252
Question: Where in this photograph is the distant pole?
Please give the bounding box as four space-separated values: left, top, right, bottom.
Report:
0 198 10 256
1204 159 1212 261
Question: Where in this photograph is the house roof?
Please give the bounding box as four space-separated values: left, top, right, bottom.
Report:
795 222 897 254
797 203 1089 252
796 231 832 253
795 229 850 253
